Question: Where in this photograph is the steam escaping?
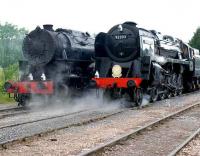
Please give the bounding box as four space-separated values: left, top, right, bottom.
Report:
27 88 153 115
26 89 123 115
141 94 151 106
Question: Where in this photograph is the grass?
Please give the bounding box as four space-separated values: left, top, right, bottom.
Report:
0 92 15 104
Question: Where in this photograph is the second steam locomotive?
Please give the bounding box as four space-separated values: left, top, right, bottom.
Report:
93 21 200 106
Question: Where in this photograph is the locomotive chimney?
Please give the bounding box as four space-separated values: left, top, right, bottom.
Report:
123 21 137 26
43 24 54 31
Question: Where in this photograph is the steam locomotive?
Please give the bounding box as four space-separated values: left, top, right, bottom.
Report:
4 25 95 106
93 21 200 106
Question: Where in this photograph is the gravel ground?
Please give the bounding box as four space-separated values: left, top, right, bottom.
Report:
0 106 123 145
1 92 200 155
99 105 200 156
178 135 200 156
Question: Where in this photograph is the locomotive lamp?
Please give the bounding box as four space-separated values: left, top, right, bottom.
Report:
118 24 123 32
28 73 33 80
112 65 122 78
95 71 99 78
41 73 46 81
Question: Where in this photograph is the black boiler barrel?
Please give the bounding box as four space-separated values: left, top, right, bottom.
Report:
23 25 94 66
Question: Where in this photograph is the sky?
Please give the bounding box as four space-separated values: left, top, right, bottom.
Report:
0 0 199 42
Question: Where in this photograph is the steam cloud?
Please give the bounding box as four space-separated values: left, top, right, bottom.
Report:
27 89 123 115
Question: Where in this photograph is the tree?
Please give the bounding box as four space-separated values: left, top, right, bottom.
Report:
0 66 5 85
189 27 200 51
0 22 27 40
0 22 28 67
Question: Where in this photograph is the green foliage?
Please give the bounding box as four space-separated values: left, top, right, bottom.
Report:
0 39 23 67
3 63 19 81
0 93 14 104
0 22 28 68
0 67 5 86
0 22 28 40
0 64 18 103
189 27 200 51
0 22 27 103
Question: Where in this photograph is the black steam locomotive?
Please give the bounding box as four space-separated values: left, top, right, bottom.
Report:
5 25 95 106
93 21 200 106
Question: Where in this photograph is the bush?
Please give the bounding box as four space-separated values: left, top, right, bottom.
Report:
0 64 19 104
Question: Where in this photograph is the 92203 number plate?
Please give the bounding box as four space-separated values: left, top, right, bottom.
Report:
115 35 127 40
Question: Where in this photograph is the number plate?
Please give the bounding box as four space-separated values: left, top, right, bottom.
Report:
115 35 127 40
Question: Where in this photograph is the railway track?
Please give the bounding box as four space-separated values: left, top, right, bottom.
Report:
0 90 198 118
0 107 128 149
78 102 200 156
0 106 23 113
0 106 29 119
1 90 200 153
139 90 200 108
168 127 200 156
0 109 91 130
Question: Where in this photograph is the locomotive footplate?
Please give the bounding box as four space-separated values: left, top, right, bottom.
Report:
4 81 54 94
92 78 143 88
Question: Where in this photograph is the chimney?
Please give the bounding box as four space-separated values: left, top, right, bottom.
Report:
123 21 137 26
43 24 54 31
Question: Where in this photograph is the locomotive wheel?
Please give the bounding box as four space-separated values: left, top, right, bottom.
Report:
96 89 100 98
173 90 178 97
186 82 193 92
195 84 200 90
166 89 172 99
103 89 113 103
55 84 71 102
18 101 26 107
134 88 143 106
159 93 165 100
197 83 200 89
16 94 30 107
177 89 182 95
150 88 158 103
166 92 172 99
192 82 196 91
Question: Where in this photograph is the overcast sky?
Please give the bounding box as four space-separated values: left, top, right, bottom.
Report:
0 0 199 42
